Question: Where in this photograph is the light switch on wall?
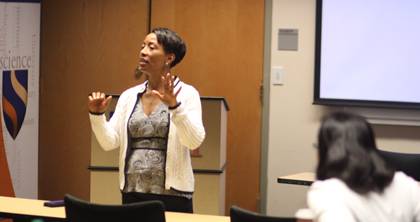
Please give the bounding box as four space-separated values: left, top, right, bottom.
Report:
271 66 284 85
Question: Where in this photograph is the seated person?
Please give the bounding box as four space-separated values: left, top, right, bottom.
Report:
307 111 420 222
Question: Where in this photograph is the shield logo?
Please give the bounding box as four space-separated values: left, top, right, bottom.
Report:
2 70 28 140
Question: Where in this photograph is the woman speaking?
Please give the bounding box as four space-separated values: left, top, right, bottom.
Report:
88 27 205 213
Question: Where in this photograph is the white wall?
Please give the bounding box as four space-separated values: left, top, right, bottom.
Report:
266 0 320 216
265 0 420 217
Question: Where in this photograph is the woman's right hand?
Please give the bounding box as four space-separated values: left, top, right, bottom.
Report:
88 92 112 114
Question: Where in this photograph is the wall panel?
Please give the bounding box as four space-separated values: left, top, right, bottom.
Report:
39 0 149 200
151 0 265 212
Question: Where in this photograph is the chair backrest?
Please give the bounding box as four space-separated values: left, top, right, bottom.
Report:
64 194 165 222
230 205 296 222
378 149 420 181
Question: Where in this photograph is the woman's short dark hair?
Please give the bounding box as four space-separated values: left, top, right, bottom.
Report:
151 27 186 68
316 111 395 194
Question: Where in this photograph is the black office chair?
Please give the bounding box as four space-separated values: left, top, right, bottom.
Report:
64 194 165 222
378 149 420 181
230 205 296 222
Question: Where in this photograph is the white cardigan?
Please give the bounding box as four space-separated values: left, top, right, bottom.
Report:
89 79 205 192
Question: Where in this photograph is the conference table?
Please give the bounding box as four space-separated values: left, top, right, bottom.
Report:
277 172 315 186
0 196 230 222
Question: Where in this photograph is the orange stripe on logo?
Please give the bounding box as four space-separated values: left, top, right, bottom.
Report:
2 97 18 137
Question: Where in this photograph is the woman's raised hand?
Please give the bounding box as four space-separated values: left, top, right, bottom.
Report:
152 73 182 107
88 92 112 113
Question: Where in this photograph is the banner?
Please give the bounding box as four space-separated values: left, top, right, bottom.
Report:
0 0 40 198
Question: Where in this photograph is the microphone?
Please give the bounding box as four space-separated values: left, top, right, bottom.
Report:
134 66 143 79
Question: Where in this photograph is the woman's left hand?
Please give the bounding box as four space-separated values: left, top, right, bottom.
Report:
152 73 182 107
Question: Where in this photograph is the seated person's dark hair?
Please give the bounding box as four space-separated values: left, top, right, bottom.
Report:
316 111 395 194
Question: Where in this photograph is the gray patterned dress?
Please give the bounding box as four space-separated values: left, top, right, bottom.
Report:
123 98 191 198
